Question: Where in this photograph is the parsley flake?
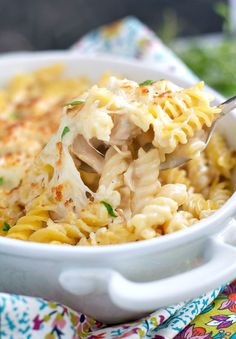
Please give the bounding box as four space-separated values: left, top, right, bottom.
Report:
139 80 155 86
0 177 3 185
101 201 117 217
11 112 22 120
61 126 70 139
2 222 10 231
63 100 85 107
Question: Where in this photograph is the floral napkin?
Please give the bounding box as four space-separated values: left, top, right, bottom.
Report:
1 16 236 339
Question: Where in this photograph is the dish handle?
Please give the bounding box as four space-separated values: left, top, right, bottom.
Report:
59 222 236 312
109 234 236 311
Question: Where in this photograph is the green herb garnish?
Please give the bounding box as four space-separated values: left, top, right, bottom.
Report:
11 112 22 120
101 201 117 217
61 126 70 139
2 222 10 231
139 80 155 86
0 177 4 185
63 100 85 107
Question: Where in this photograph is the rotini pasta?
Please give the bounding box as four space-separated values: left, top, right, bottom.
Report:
0 73 235 245
129 184 187 240
182 192 218 219
164 211 198 234
159 167 190 187
131 148 161 214
208 180 232 207
206 132 236 179
6 195 51 241
187 153 210 194
152 82 221 153
96 147 131 207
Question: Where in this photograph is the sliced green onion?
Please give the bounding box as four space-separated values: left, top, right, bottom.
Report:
139 80 155 86
63 100 85 107
101 201 117 217
11 112 21 119
61 126 70 139
2 222 10 231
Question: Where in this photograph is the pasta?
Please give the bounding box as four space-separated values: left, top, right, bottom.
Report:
187 153 210 194
152 82 221 153
131 148 161 214
96 147 131 208
6 195 51 241
159 167 191 187
0 72 235 246
0 64 90 191
29 202 110 245
164 211 198 234
129 184 187 240
208 180 232 207
206 133 236 179
183 192 218 219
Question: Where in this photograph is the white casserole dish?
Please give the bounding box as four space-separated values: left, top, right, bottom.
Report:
0 52 236 324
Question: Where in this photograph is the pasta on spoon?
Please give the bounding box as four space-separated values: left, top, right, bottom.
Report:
1 76 235 245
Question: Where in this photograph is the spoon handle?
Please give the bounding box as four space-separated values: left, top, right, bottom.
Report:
220 95 236 115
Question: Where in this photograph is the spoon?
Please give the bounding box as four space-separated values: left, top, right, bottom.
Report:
160 95 236 170
79 95 236 173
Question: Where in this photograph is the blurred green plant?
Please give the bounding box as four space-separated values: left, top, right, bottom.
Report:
157 8 180 44
214 2 230 33
158 2 236 97
174 1 236 97
176 41 236 97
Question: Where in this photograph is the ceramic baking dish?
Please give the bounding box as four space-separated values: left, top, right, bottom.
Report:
0 52 236 324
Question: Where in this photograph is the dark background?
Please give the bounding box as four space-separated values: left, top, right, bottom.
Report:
0 0 226 52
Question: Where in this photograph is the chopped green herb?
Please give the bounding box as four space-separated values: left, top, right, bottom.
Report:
101 201 117 217
11 112 22 119
139 80 155 86
2 222 10 231
63 100 85 107
61 126 70 139
0 177 3 185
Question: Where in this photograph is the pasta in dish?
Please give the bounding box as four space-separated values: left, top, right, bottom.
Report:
0 64 90 191
0 71 235 245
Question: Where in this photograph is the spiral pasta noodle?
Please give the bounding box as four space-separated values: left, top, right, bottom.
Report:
129 184 187 240
158 107 220 153
206 132 236 179
131 148 161 214
183 192 218 219
28 202 110 244
152 82 221 153
164 211 198 234
159 167 190 187
187 153 210 194
79 222 137 246
6 195 51 241
208 180 231 207
96 147 131 207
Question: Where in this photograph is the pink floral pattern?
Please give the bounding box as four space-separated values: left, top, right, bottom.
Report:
219 294 236 313
176 324 212 339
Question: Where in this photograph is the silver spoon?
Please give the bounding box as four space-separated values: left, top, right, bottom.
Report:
79 95 236 173
160 95 236 170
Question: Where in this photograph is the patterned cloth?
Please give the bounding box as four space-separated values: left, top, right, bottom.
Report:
2 286 236 338
0 16 236 339
71 16 197 82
